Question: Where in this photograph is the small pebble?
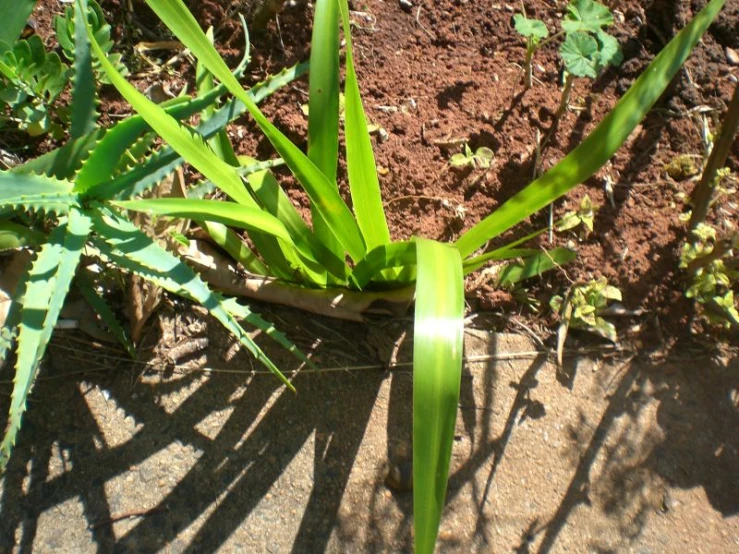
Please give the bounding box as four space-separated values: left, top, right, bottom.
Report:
726 47 739 66
399 0 413 12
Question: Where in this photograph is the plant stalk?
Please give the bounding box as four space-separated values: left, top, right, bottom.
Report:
556 73 575 117
523 42 534 89
689 82 739 232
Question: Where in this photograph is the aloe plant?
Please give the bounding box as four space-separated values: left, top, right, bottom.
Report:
0 1 725 553
0 0 309 469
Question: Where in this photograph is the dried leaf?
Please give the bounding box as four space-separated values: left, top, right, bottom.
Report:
128 167 189 342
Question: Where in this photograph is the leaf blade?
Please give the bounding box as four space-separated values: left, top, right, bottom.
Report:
413 238 464 554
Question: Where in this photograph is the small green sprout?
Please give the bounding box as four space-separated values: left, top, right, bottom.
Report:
558 0 622 114
513 13 549 89
551 276 622 342
449 143 495 169
556 194 595 236
680 223 739 328
513 0 621 103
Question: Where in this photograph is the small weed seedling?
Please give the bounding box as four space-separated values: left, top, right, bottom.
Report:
513 0 622 114
513 12 549 90
680 223 739 328
551 276 622 352
558 0 622 114
680 82 739 330
449 143 494 169
555 194 595 237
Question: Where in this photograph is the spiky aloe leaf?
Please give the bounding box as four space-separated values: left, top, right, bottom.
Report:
12 128 104 180
88 206 295 390
0 171 77 214
55 0 128 85
221 298 310 365
69 0 97 138
413 238 464 554
1 207 92 469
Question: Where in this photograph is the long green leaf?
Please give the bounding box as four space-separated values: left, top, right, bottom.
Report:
81 6 254 207
497 247 577 287
143 0 366 262
89 206 295 391
1 207 91 469
455 0 726 258
338 0 391 251
199 220 270 276
69 0 97 138
307 0 342 260
350 241 416 289
86 61 307 200
114 198 295 244
247 168 349 283
413 238 464 554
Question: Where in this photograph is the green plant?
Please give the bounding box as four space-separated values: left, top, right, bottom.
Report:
557 0 622 114
513 0 622 113
449 143 495 169
0 34 70 136
680 223 739 328
54 0 129 85
550 276 622 342
0 0 309 468
513 11 549 90
1 1 726 553
555 194 595 237
679 82 739 329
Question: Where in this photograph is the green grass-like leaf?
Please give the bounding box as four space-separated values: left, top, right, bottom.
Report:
307 0 342 261
413 238 464 554
143 0 366 262
339 0 391 252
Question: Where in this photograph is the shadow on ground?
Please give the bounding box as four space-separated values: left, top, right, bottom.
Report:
0 309 737 553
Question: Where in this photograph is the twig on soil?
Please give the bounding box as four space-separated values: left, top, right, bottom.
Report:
415 5 435 40
90 506 168 529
